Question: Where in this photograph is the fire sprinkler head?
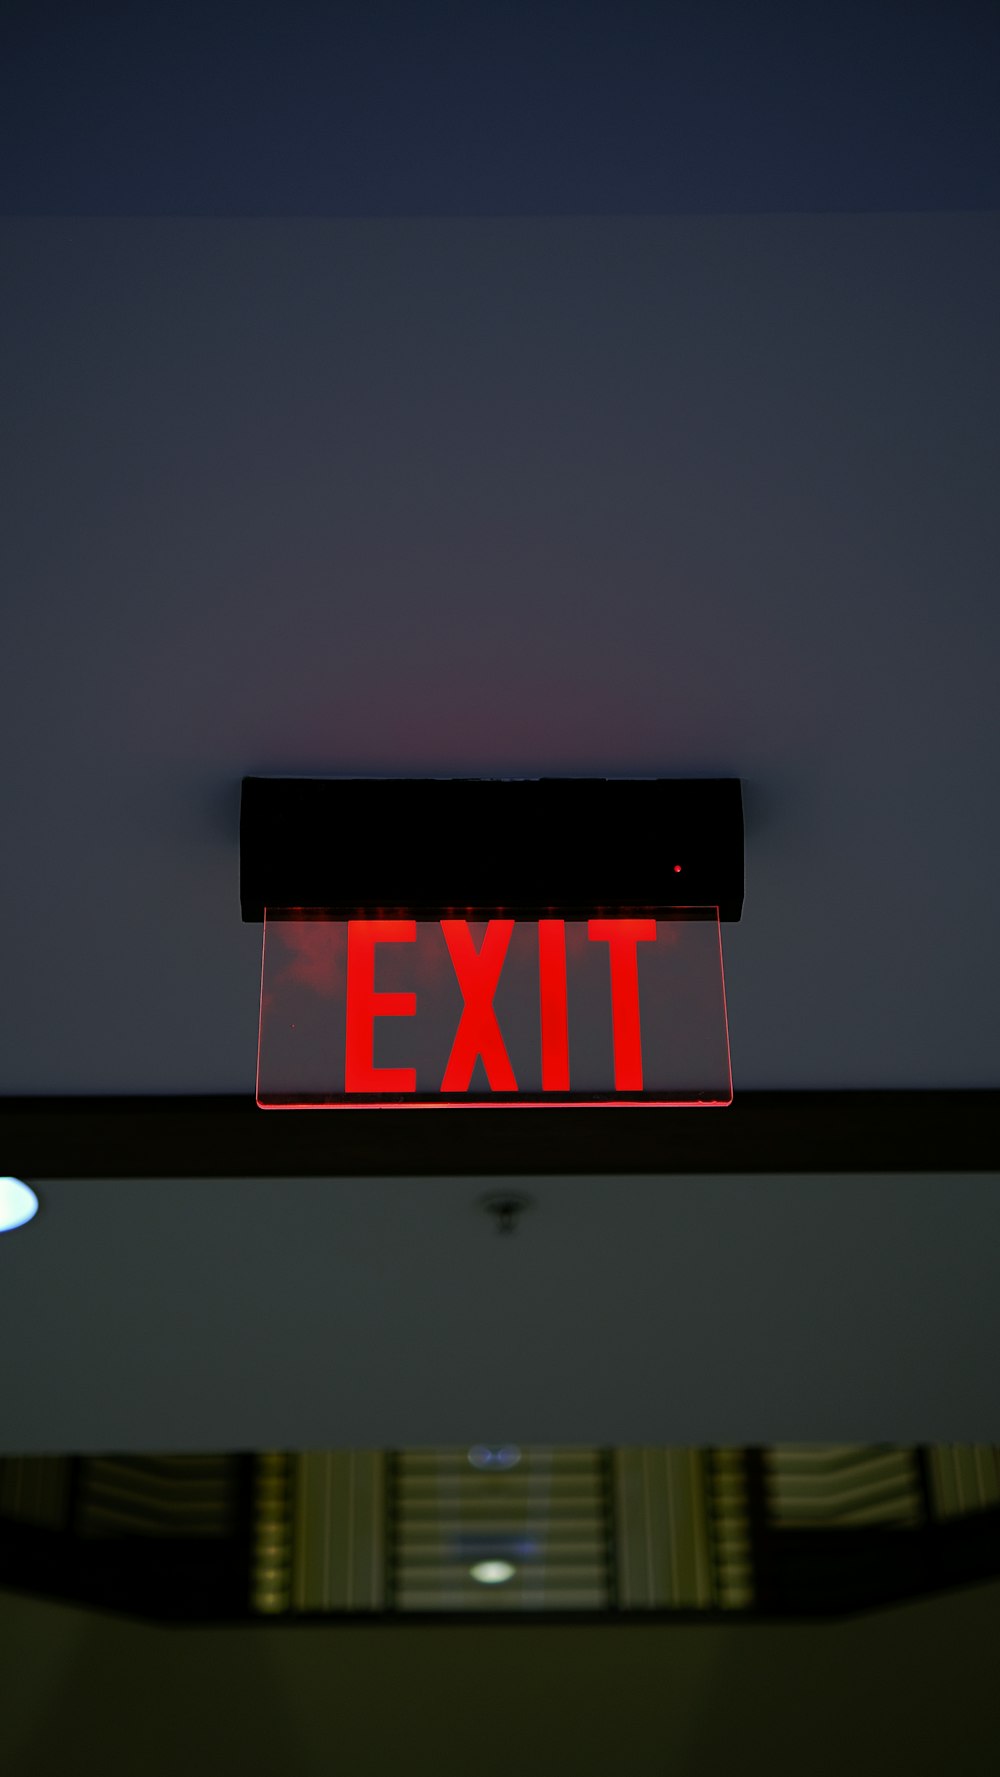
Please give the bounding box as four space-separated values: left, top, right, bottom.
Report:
480 1193 533 1236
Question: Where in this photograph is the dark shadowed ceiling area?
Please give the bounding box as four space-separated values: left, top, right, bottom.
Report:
3 0 1000 215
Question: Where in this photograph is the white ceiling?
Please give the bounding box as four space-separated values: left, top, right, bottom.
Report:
1 215 998 1449
2 216 998 1097
3 1171 999 1452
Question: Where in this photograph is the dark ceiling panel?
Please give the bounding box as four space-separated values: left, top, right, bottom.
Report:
2 2 999 215
3 1092 997 1178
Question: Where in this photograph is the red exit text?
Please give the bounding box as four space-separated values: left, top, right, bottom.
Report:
345 917 658 1093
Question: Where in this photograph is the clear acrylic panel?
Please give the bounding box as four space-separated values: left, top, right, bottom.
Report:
257 912 732 1108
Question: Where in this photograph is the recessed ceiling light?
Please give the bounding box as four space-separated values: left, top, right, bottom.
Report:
467 1444 522 1471
470 1560 516 1586
0 1178 39 1235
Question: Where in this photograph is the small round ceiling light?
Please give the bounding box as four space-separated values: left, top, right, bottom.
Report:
470 1560 516 1586
468 1444 522 1471
0 1178 39 1235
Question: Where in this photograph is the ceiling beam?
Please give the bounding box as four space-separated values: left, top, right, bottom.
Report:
1 1092 997 1178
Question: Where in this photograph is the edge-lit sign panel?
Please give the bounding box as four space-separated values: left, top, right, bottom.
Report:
257 913 732 1108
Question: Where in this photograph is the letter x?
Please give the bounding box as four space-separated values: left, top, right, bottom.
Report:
440 920 517 1092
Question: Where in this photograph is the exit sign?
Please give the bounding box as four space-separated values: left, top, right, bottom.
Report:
257 914 732 1108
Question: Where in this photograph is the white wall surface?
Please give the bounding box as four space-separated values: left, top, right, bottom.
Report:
2 1171 997 1451
2 216 998 1097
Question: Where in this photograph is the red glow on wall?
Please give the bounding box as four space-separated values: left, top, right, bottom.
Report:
440 919 518 1091
344 919 417 1092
